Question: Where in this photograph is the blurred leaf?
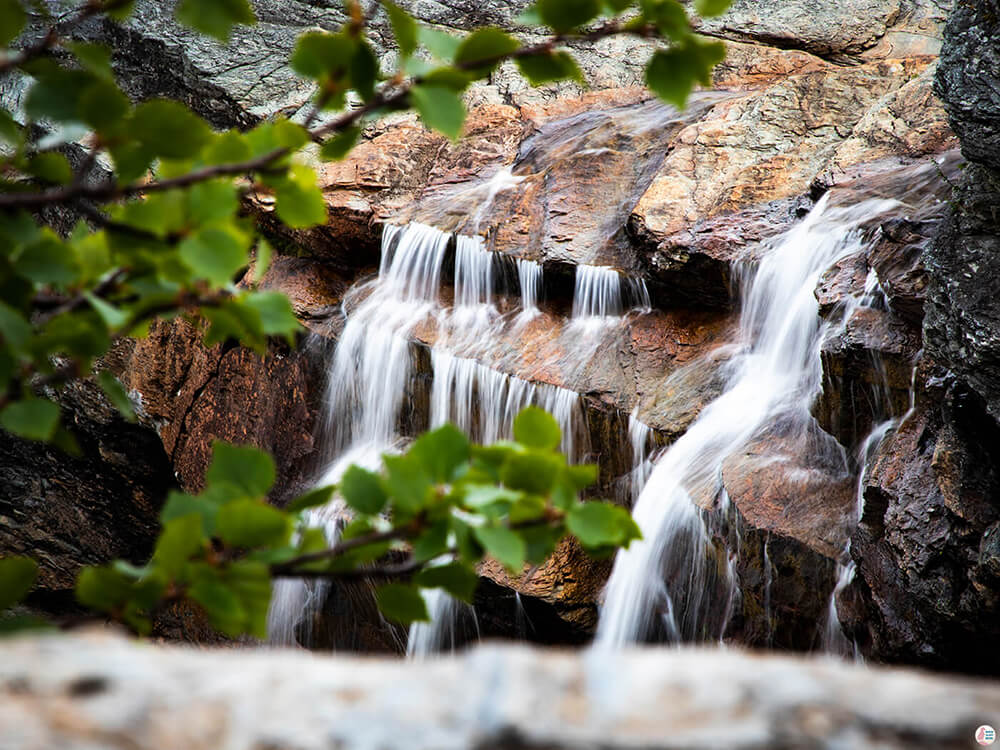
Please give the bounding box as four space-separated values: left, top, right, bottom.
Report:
178 224 250 286
241 291 299 337
253 237 272 282
188 564 245 635
408 423 470 483
24 69 94 122
340 464 388 515
535 0 601 33
274 163 327 229
383 452 432 514
86 293 129 330
153 514 204 577
319 126 361 161
454 28 519 73
418 27 461 62
351 41 378 101
176 0 256 42
516 50 584 85
384 1 418 58
207 442 276 497
513 406 561 451
75 565 133 611
67 41 114 79
291 31 356 79
132 99 212 160
97 370 136 422
216 498 292 548
0 398 60 442
410 84 465 140
695 0 731 18
79 79 130 133
14 234 78 285
412 520 449 562
286 484 336 513
0 557 37 610
26 152 72 184
473 525 525 571
0 0 26 48
161 490 219 536
567 501 641 549
500 452 561 494
374 583 428 625
415 562 478 603
188 180 240 225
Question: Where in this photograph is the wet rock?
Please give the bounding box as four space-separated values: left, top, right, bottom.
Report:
122 317 321 501
845 367 1000 675
0 375 171 606
934 0 1000 170
924 163 1000 423
4 630 999 750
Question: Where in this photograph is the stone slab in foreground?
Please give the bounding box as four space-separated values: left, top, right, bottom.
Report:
0 631 998 750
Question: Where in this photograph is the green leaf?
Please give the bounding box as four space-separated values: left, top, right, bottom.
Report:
0 557 37 610
0 0 26 48
188 180 240 225
290 31 356 79
412 520 449 562
410 85 466 140
513 406 561 451
26 152 72 184
473 525 525 571
223 560 272 638
351 41 379 101
462 484 522 511
254 237 272 282
319 126 361 161
75 565 133 611
274 163 327 229
535 0 601 33
286 484 336 513
384 1 418 58
206 442 276 498
641 0 688 38
153 514 205 577
68 41 114 79
131 99 212 160
24 69 94 123
241 291 299 338
216 498 292 548
515 50 584 85
178 224 250 286
188 565 245 635
14 234 79 285
695 0 731 18
565 463 598 491
175 0 256 42
521 524 564 563
383 452 432 514
500 451 562 494
161 491 219 536
97 370 136 422
408 423 470 483
454 28 519 73
1 399 60 442
79 79 131 133
340 464 388 515
645 39 725 108
567 501 642 549
418 27 462 62
415 562 479 603
374 583 429 625
86 293 129 330
0 301 31 354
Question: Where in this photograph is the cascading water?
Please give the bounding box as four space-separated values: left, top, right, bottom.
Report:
597 192 905 647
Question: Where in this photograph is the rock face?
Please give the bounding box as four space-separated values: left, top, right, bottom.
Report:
0 376 172 609
842 0 1000 673
3 631 999 750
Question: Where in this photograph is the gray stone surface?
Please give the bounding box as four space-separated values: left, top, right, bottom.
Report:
1 631 999 750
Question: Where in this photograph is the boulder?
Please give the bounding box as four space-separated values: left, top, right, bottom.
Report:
3 630 999 750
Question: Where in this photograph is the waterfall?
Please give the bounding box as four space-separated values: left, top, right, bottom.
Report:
572 265 624 319
516 258 542 321
597 193 903 647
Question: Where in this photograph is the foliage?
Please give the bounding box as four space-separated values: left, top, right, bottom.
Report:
0 0 729 638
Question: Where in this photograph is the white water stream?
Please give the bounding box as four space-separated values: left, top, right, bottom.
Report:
597 193 903 646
